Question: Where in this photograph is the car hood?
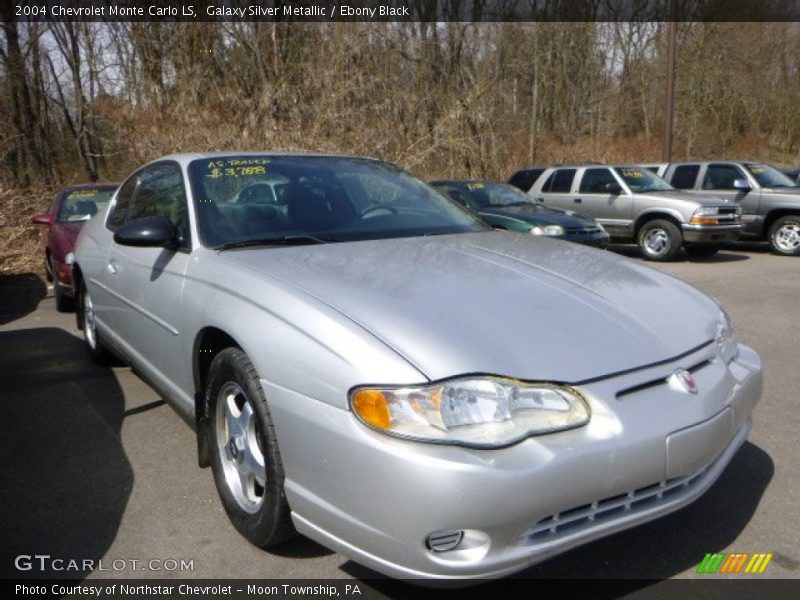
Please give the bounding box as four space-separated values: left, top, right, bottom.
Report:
481 204 598 228
223 232 721 383
763 187 800 198
634 190 733 207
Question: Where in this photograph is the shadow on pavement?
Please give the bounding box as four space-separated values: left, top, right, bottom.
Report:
0 273 47 325
341 441 773 593
607 244 751 263
0 327 132 579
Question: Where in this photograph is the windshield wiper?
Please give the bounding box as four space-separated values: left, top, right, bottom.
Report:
215 235 331 251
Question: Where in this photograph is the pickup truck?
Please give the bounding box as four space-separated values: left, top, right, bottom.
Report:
528 164 742 261
641 161 800 256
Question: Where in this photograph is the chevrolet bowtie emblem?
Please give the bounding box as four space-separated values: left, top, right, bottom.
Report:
669 369 698 395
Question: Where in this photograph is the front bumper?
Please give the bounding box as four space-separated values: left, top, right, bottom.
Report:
682 224 742 244
264 343 762 580
53 259 76 297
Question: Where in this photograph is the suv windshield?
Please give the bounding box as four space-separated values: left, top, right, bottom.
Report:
743 163 797 188
57 188 116 223
187 156 486 248
613 166 673 193
462 182 532 208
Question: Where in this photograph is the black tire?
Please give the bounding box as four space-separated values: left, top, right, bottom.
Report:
637 219 683 261
684 245 720 259
768 215 800 256
207 347 295 547
44 253 54 283
53 257 76 312
77 279 114 364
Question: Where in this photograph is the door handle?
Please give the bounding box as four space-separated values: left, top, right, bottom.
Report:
535 197 544 203
574 198 583 204
107 258 118 274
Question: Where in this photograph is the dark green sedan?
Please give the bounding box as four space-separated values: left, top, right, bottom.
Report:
431 180 610 247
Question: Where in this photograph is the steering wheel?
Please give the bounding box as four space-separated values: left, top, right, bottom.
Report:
360 204 399 218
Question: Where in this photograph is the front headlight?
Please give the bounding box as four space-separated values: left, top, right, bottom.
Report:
716 309 739 363
350 377 590 448
64 252 75 265
690 207 725 225
530 224 565 236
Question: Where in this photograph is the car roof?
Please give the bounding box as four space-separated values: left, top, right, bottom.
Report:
61 182 119 192
152 151 382 168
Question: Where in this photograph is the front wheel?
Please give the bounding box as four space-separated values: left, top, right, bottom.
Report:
768 216 800 256
78 280 113 363
207 348 295 547
637 219 682 261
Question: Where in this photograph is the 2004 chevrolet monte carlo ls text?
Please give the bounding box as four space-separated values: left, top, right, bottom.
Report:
72 153 762 581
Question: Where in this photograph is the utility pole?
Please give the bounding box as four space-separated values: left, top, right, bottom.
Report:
663 2 678 161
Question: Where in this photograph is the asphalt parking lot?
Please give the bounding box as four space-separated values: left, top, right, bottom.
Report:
1 241 798 589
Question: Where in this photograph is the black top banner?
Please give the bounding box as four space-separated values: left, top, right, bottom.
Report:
8 0 800 22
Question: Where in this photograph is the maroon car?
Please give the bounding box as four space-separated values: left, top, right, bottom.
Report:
32 183 118 311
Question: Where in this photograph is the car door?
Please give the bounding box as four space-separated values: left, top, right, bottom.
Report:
536 168 577 211
698 163 760 233
104 161 194 399
574 167 633 235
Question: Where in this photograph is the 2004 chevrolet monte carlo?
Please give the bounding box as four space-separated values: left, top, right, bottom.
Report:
73 153 762 581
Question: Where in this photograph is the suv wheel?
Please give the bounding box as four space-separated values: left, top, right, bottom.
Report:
207 348 295 547
768 216 800 256
638 219 682 261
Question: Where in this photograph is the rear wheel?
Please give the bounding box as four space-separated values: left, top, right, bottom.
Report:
207 348 295 547
684 245 720 259
78 280 113 363
637 219 682 261
768 216 800 256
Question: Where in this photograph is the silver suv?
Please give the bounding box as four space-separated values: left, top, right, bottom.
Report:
528 164 742 261
644 161 800 256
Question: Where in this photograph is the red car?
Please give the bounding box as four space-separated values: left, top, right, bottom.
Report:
32 183 119 311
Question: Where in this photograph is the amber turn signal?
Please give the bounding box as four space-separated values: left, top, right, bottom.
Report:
352 389 392 430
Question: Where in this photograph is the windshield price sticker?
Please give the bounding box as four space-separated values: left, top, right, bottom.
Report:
622 169 645 178
67 190 99 200
207 158 269 179
467 182 486 190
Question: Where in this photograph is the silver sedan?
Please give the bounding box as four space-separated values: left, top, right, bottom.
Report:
73 153 762 581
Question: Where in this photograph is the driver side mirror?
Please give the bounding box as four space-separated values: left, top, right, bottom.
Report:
32 213 51 225
604 182 623 195
114 216 179 249
732 178 751 191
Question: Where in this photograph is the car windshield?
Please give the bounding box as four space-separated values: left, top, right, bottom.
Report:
462 182 532 208
57 188 115 223
613 167 674 193
187 156 486 248
743 163 797 188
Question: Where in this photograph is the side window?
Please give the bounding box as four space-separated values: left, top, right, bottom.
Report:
543 169 576 193
702 165 745 190
127 162 191 246
579 168 618 193
107 174 139 230
509 169 544 192
670 165 700 189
